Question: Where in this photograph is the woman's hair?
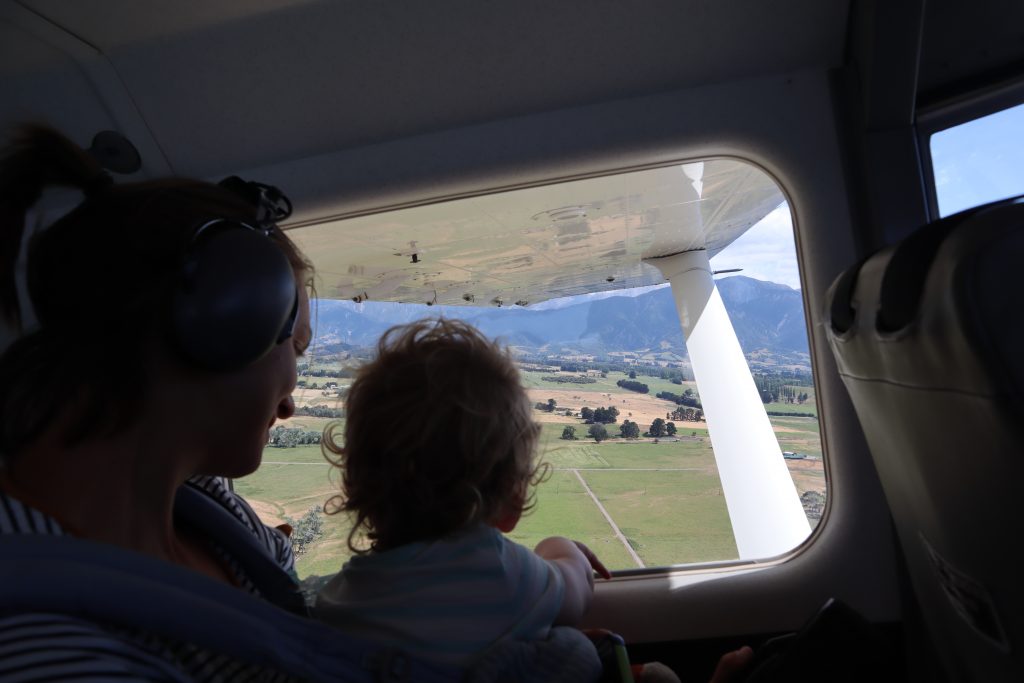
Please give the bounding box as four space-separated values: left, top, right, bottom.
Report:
0 125 312 459
324 318 545 553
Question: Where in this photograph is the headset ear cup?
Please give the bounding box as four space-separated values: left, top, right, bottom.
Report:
172 229 296 371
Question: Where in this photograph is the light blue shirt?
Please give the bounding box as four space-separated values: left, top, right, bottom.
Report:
314 525 565 667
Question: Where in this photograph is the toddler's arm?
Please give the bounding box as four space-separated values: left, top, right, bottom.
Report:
534 536 609 625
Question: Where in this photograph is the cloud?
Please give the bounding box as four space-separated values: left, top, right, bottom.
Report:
710 203 801 289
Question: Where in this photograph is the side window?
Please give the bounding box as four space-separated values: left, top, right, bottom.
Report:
234 161 825 579
930 101 1024 217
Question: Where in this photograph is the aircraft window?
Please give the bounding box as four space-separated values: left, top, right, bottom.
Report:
234 161 824 579
930 101 1024 217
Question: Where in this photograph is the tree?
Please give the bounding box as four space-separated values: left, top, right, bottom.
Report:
666 421 677 436
619 420 640 439
282 506 325 555
581 406 594 422
628 370 637 379
547 398 557 412
648 418 666 437
561 425 577 440
588 423 608 442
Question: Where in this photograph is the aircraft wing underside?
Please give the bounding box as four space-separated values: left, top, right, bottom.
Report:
286 159 783 307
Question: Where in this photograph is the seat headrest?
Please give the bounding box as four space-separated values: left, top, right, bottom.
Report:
830 195 1024 335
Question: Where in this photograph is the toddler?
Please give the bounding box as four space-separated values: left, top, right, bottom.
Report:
314 318 608 668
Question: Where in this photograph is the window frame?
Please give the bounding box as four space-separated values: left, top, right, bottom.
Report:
916 76 1024 221
252 154 830 580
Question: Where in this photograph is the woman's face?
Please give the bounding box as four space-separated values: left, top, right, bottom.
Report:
187 282 312 479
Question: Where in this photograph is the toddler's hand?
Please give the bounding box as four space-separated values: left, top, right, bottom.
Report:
574 540 612 580
535 536 599 624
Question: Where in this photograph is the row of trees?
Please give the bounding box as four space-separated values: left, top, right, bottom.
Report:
541 375 597 384
529 360 692 383
615 379 650 394
669 406 704 422
268 426 323 447
295 405 343 418
296 380 347 394
555 362 605 376
656 389 702 409
296 365 354 378
561 418 679 442
580 405 620 424
753 374 810 404
610 364 693 382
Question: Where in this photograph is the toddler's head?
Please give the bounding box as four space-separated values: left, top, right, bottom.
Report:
326 318 542 553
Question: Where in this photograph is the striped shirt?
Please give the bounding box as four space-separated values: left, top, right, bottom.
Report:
313 525 564 667
0 476 299 682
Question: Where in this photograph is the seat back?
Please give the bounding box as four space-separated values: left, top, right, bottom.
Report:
825 197 1024 682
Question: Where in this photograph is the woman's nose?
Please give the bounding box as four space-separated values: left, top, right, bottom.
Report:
277 394 295 420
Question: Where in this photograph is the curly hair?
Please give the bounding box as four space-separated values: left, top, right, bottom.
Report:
324 318 545 553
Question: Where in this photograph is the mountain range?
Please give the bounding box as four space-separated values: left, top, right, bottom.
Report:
310 276 810 369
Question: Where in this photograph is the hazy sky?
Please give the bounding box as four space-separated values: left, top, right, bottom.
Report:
709 203 799 289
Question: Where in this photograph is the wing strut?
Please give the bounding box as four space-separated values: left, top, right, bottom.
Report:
646 248 810 559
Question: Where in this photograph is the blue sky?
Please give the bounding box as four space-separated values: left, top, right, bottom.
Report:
930 101 1024 217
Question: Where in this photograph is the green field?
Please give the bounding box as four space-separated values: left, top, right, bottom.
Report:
519 369 699 400
771 416 823 458
236 373 824 579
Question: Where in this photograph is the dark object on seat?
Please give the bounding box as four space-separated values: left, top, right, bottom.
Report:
826 196 1024 682
743 598 888 683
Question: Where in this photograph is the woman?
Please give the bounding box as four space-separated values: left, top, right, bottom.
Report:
0 127 754 682
0 125 325 680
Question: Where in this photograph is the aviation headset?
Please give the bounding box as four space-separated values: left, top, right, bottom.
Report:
169 177 299 372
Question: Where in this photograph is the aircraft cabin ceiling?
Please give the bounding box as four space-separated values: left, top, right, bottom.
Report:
4 1 1024 185
918 1 1024 103
2 0 849 180
4 1 1024 307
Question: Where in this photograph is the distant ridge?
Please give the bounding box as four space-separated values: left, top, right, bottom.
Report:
311 276 809 366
